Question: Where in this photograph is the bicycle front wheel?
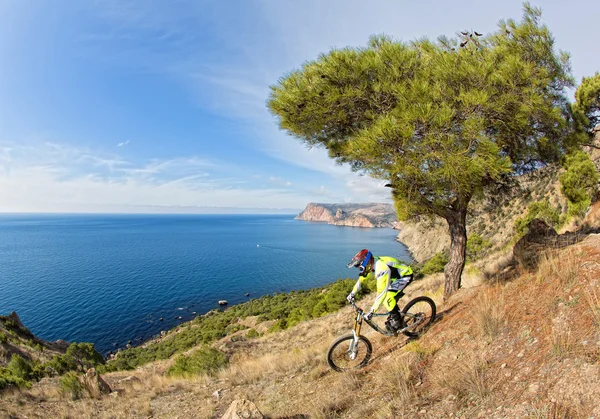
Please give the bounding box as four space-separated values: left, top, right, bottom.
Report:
326 334 372 372
401 296 436 338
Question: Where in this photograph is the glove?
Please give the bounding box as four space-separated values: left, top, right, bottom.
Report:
364 310 373 321
346 293 355 303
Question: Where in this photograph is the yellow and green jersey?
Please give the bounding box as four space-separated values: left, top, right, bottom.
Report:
351 256 413 312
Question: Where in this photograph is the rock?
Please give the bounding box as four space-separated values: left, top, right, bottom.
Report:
80 368 111 399
244 293 250 297
218 300 228 305
221 399 264 419
513 218 558 270
8 311 26 329
117 376 141 385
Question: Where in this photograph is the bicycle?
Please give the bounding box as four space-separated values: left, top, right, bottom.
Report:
326 294 436 372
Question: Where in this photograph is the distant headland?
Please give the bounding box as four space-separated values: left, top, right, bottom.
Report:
295 203 397 228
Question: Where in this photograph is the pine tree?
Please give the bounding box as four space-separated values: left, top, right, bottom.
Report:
268 3 578 298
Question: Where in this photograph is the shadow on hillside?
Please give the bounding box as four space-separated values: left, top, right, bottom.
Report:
485 220 600 282
368 302 462 365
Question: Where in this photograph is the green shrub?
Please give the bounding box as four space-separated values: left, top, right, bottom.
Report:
45 342 104 375
167 346 229 377
7 354 32 380
246 329 259 338
514 200 561 237
59 372 84 400
0 332 7 344
567 198 592 218
420 252 449 275
560 151 598 204
65 342 104 370
0 367 31 390
466 233 492 261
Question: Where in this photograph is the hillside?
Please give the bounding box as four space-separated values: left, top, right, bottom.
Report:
0 312 69 366
399 132 600 263
1 224 599 418
295 203 397 228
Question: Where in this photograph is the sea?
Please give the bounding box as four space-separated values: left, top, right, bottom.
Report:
0 213 410 354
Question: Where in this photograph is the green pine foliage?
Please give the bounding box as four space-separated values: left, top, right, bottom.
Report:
103 277 377 372
268 3 578 298
559 151 598 218
0 368 31 390
167 346 229 377
466 233 492 261
573 73 600 135
58 372 84 400
420 252 450 275
7 354 32 380
514 200 562 236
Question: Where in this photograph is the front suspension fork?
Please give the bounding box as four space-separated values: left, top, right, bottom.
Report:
348 317 363 359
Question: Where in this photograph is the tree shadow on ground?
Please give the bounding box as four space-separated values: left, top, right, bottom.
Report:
369 301 462 365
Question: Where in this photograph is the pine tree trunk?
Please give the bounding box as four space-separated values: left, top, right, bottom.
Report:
443 208 468 299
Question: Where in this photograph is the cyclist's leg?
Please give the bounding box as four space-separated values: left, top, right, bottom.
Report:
385 292 403 332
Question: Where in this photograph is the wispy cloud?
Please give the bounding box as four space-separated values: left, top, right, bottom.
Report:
116 140 130 147
0 140 316 212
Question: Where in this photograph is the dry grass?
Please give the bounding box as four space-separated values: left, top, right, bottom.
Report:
536 250 581 288
471 288 506 341
584 285 600 327
550 324 574 359
527 400 590 419
220 341 329 386
432 355 497 406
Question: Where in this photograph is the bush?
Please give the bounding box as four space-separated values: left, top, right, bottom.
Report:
167 346 229 377
45 342 104 375
65 342 104 370
0 332 7 344
7 354 32 380
0 367 31 390
466 233 492 261
514 200 561 237
246 329 259 338
59 372 84 400
420 252 449 275
560 151 598 204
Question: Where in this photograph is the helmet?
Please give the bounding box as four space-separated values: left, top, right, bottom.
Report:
348 249 374 274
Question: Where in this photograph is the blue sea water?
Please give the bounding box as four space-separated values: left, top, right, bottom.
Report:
0 213 410 354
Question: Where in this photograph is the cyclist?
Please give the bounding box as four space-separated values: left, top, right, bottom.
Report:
346 249 414 333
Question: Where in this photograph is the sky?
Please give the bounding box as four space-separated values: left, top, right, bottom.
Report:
1 0 599 214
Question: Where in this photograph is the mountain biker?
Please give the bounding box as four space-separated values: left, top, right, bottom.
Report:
346 249 414 334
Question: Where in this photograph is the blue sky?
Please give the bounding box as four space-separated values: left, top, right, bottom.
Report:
1 0 598 213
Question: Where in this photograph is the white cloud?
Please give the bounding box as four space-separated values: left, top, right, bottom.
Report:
0 141 315 212
116 140 130 147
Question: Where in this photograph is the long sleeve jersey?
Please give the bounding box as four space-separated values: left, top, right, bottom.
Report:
351 256 413 312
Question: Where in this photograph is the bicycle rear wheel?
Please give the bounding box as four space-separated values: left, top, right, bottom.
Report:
401 296 436 338
326 334 372 372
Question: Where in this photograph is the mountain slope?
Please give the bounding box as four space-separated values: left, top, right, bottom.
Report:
2 230 599 418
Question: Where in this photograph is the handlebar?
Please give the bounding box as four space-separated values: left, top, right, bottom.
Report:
348 299 389 317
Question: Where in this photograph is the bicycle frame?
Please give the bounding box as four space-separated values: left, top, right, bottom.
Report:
349 301 425 339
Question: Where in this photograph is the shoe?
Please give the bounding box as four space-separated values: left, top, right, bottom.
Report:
385 321 399 334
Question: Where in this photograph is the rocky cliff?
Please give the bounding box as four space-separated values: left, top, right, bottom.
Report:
0 311 69 366
295 203 397 228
